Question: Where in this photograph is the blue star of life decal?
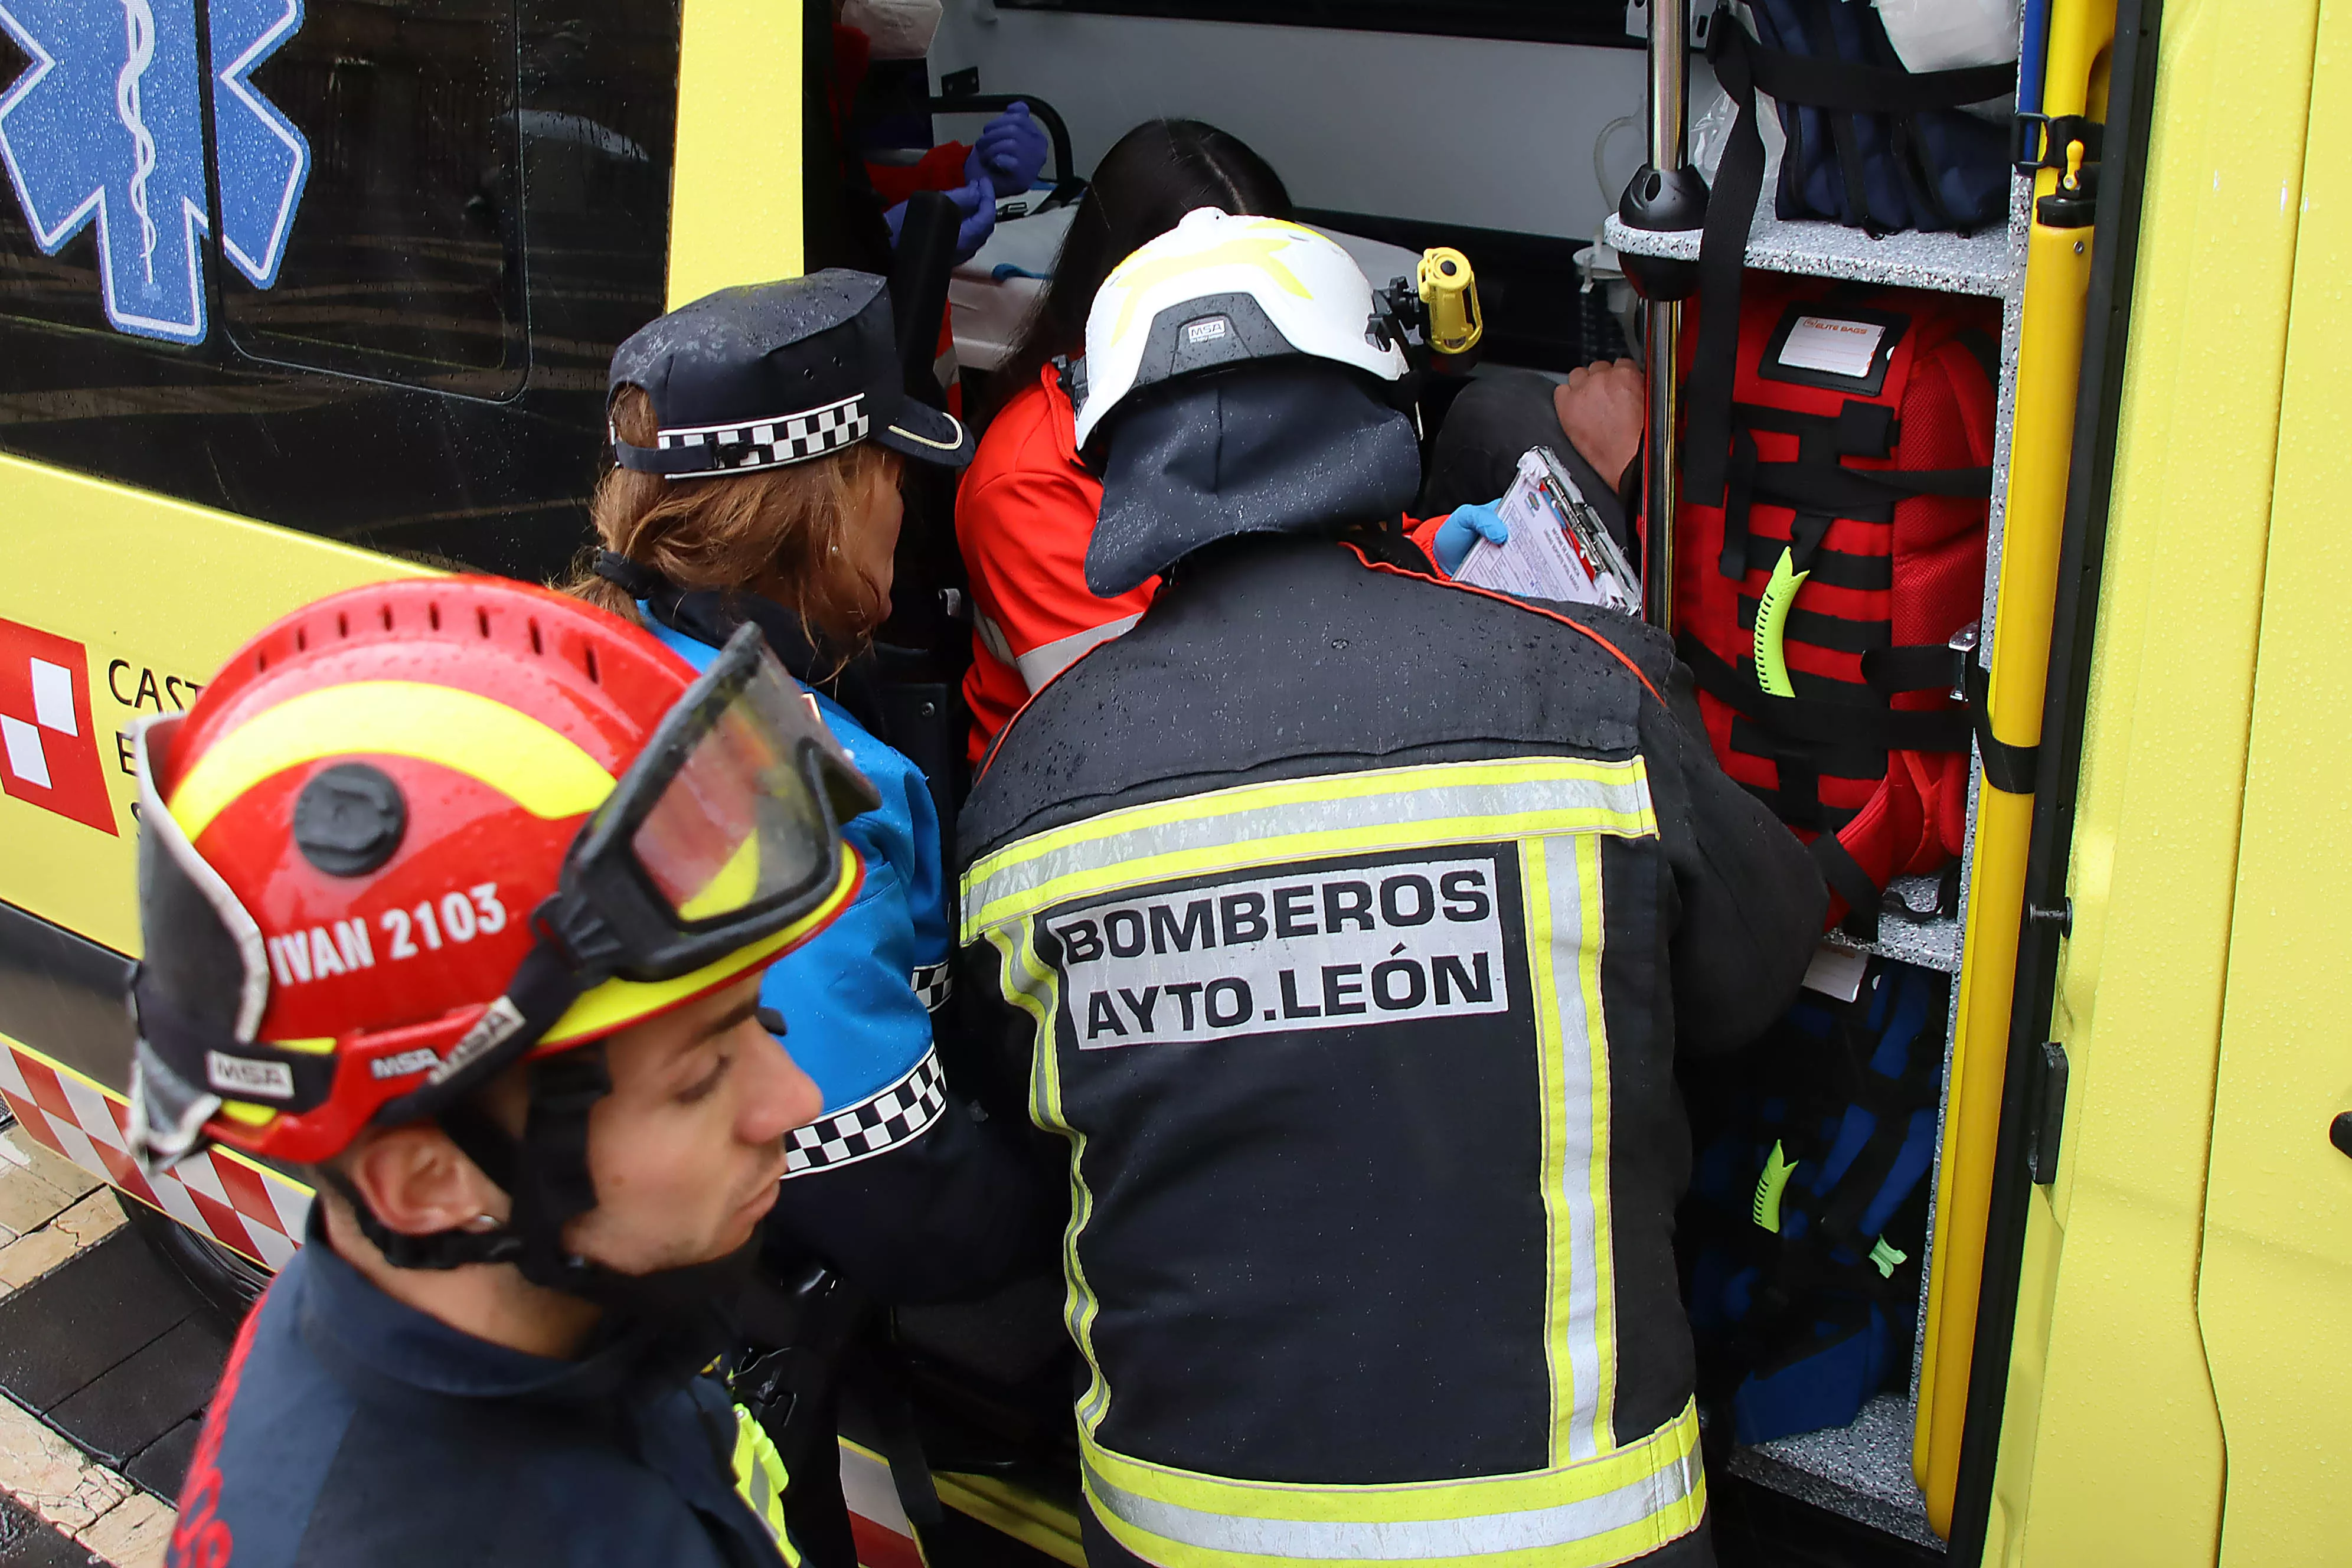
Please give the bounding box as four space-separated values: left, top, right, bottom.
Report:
0 0 309 344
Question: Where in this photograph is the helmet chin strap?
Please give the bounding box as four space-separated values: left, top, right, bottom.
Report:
330 1045 763 1331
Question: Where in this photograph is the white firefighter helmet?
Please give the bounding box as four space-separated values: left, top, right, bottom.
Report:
1070 208 1410 452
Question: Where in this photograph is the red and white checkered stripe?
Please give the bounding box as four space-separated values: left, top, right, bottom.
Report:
0 1040 309 1270
838 1440 923 1568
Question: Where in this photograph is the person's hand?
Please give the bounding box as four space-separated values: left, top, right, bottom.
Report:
966 102 1050 198
1553 358 1645 491
948 174 998 259
1432 499 1510 575
884 175 999 262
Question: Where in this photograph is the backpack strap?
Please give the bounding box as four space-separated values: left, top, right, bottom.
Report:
1685 18 2013 509
1681 636 1973 754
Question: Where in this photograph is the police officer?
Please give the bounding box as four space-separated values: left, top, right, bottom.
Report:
956 210 1827 1568
132 577 884 1567
572 273 1061 1566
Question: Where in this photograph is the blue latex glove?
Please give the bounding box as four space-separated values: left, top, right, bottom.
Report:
1432 499 1510 575
884 175 998 263
965 102 1050 198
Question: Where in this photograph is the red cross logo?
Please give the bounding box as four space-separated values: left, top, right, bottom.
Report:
0 618 116 836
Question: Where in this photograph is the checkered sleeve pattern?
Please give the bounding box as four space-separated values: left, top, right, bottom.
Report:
0 1043 311 1269
912 962 951 1014
659 394 871 475
783 1049 946 1177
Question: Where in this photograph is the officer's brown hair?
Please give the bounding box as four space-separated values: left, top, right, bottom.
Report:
565 385 900 651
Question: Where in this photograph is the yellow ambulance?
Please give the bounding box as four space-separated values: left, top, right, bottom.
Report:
0 0 2339 1562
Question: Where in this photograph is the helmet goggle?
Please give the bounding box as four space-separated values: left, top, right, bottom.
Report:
128 623 879 1174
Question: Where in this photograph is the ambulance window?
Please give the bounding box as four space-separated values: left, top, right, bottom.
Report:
988 0 1634 45
217 3 528 396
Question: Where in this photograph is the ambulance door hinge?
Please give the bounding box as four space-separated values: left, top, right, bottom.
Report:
2024 1040 2070 1187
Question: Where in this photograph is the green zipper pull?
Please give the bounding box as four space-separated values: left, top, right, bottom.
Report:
1868 1236 1909 1278
1752 1140 1799 1233
1753 547 1811 698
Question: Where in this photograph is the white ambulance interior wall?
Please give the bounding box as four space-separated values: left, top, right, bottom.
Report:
926 4 1656 246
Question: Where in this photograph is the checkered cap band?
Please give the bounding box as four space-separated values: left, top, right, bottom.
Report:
783 1049 946 1177
912 962 951 1015
1 1043 309 1270
658 394 872 475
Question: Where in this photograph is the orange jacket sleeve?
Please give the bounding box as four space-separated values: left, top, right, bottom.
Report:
956 369 1158 762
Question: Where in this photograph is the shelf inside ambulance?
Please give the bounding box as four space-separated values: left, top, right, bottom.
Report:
1604 137 2026 302
1827 874 1964 975
948 206 1427 374
1733 1392 1947 1551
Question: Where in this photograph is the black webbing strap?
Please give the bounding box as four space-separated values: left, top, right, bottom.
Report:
1684 21 1768 509
1713 399 1990 584
1683 637 1973 754
511 1047 614 1279
1743 36 2020 119
1857 644 2042 793
1754 459 1996 516
1811 832 1885 940
1965 658 2040 795
1720 427 1760 577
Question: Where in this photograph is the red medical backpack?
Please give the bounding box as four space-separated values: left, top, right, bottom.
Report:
1671 273 2000 932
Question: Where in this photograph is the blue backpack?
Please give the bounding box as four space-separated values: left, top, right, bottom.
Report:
1681 956 1948 1446
1722 0 2014 236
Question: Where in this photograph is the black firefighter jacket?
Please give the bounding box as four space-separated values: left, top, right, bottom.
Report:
956 528 1825 1568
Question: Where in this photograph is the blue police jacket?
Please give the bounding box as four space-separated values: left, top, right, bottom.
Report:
648 610 1055 1305
168 1219 790 1568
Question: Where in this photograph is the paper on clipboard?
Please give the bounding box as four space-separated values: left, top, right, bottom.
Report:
1449 447 1639 612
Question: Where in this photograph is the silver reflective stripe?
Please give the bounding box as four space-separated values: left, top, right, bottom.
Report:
1537 832 1609 1462
1083 1445 1702 1563
974 607 1018 665
965 760 1655 934
1014 612 1144 692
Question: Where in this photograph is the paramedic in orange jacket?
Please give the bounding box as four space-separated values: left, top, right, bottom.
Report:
954 120 1291 761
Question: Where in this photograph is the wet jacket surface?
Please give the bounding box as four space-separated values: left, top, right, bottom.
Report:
168 1221 788 1568
958 531 1823 1567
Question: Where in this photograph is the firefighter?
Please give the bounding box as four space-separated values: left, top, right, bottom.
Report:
956 210 1828 1568
130 576 878 1566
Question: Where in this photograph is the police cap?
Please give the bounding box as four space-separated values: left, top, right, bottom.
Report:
609 270 975 479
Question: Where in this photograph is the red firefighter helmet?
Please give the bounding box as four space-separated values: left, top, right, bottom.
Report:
128 576 877 1176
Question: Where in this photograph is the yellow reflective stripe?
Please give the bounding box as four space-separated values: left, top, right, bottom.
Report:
1080 1402 1703 1568
541 854 863 1046
168 681 615 838
730 1404 798 1564
1570 835 1616 1461
991 921 1113 1430
962 759 1656 939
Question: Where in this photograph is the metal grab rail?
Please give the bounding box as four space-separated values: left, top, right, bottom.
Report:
1641 0 1688 631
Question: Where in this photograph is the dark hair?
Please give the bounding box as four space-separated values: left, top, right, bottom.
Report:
989 119 1291 415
